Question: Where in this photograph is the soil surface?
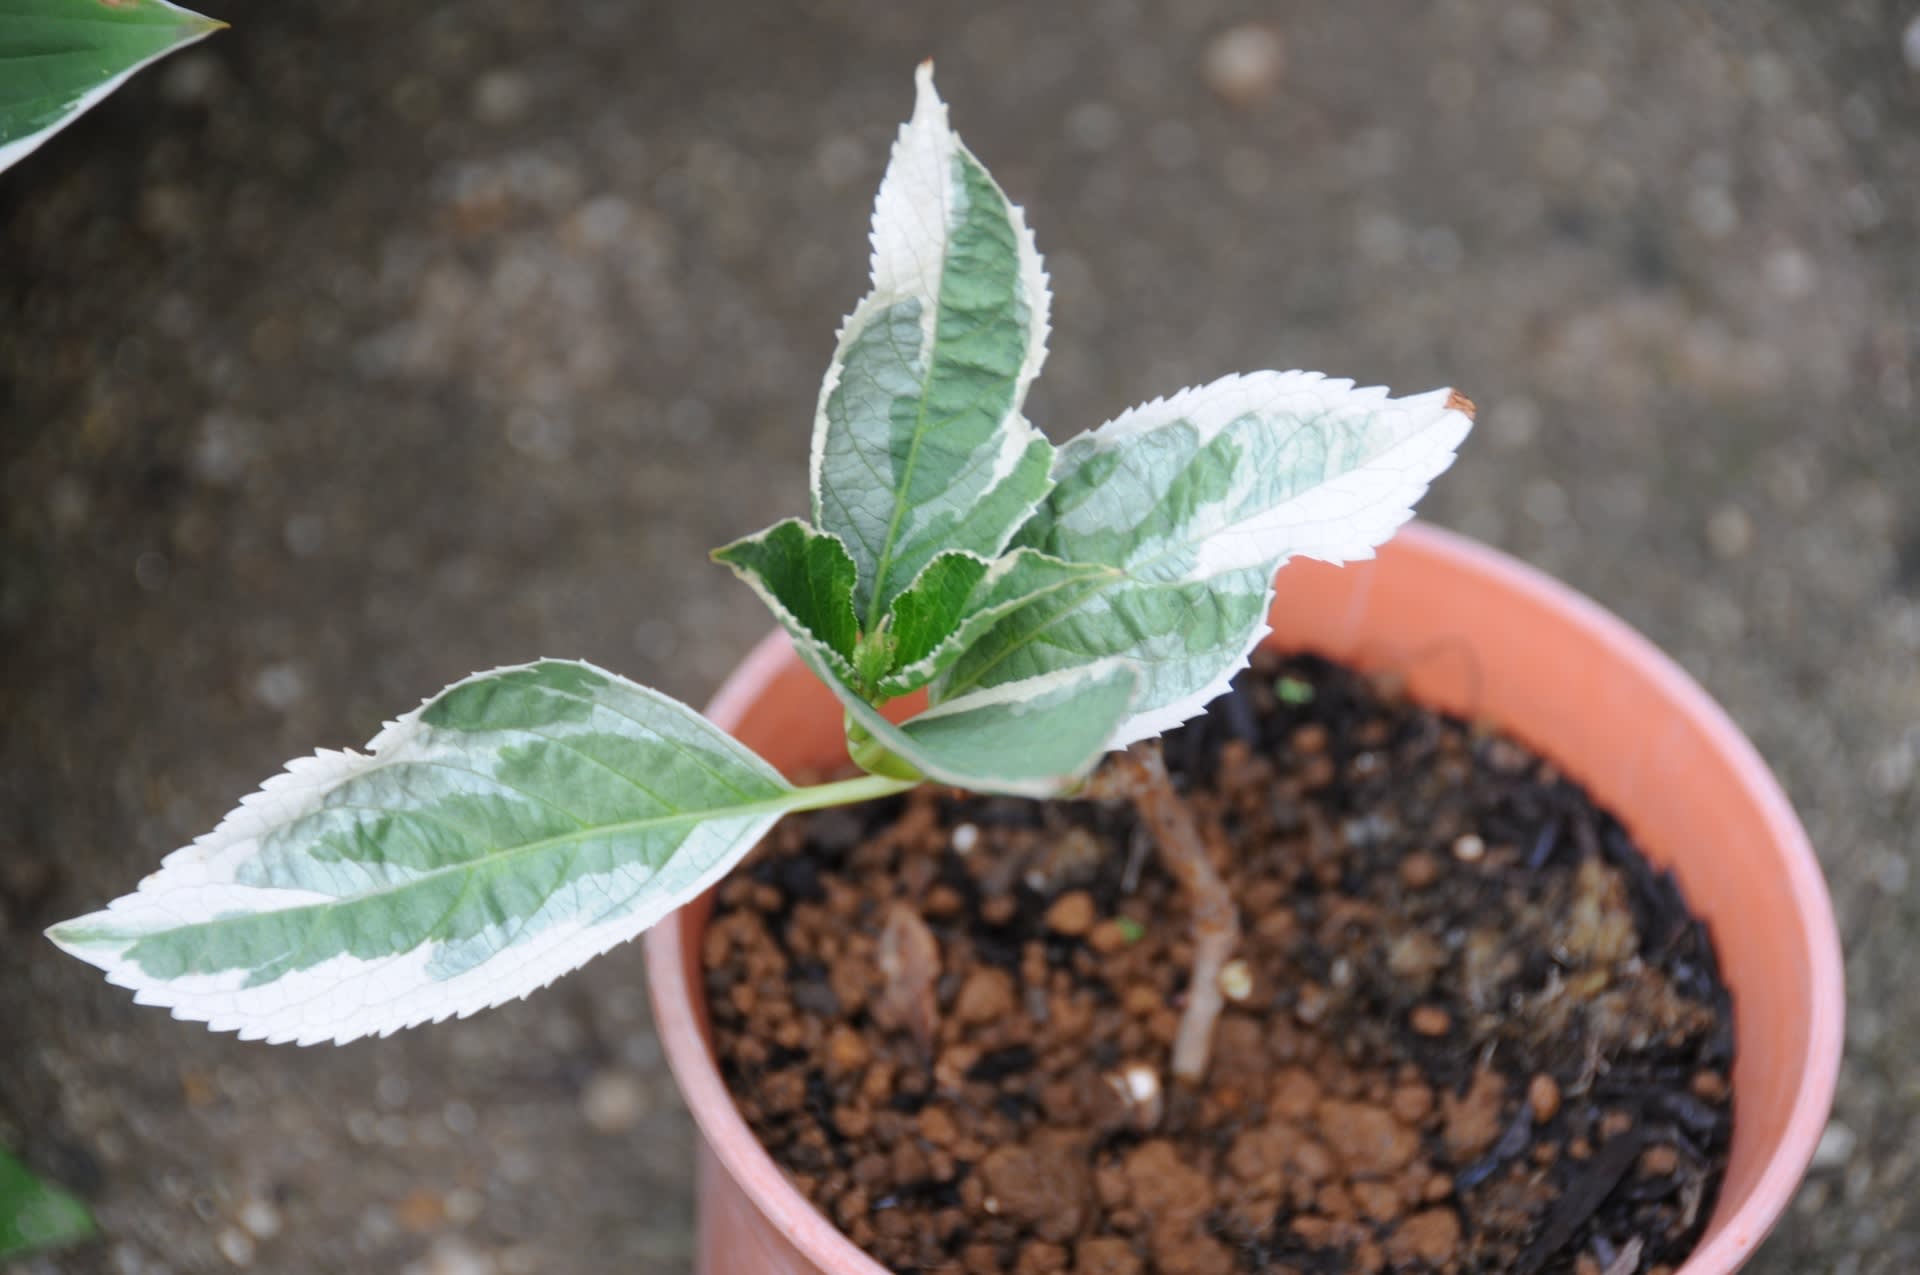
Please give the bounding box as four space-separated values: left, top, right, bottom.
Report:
4 2 1914 1272
708 651 1733 1274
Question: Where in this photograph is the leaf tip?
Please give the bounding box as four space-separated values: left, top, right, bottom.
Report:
43 916 113 964
913 59 944 117
171 3 229 34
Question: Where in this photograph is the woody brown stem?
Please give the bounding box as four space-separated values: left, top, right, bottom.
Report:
1084 741 1240 1083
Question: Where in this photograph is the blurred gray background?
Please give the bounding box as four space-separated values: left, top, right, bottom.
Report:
2 1 1916 1271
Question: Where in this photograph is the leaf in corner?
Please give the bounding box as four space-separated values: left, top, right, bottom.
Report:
0 0 225 176
0 1147 94 1260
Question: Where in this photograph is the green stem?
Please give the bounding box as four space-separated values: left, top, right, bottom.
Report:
843 714 927 782
782 769 921 812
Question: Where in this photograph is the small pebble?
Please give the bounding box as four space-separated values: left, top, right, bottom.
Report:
1389 1083 1434 1124
1385 1208 1461 1266
1217 959 1254 1003
1087 919 1134 954
444 1188 484 1225
442 1099 478 1136
1044 891 1096 937
1294 981 1331 1025
955 968 1018 1025
952 823 980 855
1690 1070 1729 1103
1765 247 1815 298
1290 722 1329 755
1812 1120 1858 1170
1105 1063 1164 1131
1410 1005 1451 1036
1399 851 1441 889
924 884 965 918
1451 834 1486 862
827 1025 871 1074
1706 504 1754 559
1064 101 1120 152
1204 24 1286 107
410 1237 495 1275
580 1068 650 1134
216 1227 256 1267
375 1071 411 1110
395 1189 447 1233
1640 1144 1680 1176
134 551 169 592
159 51 224 107
1688 185 1739 237
471 70 532 125
1528 1073 1562 1122
238 1196 282 1241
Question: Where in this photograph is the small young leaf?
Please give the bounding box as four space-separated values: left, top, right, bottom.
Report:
713 519 862 686
811 63 1055 630
877 548 1117 700
0 0 224 176
0 1148 94 1260
47 661 810 1045
941 372 1472 746
840 661 1139 797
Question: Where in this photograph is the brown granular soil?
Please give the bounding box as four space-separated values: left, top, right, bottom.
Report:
704 650 1733 1274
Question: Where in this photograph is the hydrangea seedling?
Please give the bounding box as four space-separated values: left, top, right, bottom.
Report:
50 66 1471 1076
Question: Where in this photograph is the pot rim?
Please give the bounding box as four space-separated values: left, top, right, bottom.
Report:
644 521 1844 1275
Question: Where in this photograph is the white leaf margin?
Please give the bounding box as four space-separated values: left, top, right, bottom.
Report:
807 61 1053 535
46 660 792 1046
878 546 1118 699
1074 371 1474 747
712 523 862 689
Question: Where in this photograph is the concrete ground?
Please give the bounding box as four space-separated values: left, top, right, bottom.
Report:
2 1 1915 1271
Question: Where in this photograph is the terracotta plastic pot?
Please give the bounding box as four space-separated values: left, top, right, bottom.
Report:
645 522 1844 1275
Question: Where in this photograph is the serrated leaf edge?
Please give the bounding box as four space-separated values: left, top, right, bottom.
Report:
47 660 792 1046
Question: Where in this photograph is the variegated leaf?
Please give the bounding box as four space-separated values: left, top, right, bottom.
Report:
0 0 223 175
877 548 1117 700
842 661 1140 798
938 372 1473 746
712 519 863 688
811 63 1055 630
45 661 899 1045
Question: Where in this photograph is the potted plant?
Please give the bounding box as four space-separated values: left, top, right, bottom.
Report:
48 66 1840 1274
